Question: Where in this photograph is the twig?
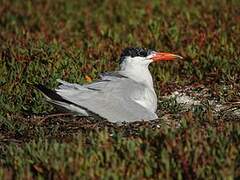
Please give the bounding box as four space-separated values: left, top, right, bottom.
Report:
37 113 73 124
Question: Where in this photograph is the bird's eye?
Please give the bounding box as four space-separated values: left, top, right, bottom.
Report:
139 50 147 57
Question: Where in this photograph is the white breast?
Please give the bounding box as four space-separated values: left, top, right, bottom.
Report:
133 87 157 113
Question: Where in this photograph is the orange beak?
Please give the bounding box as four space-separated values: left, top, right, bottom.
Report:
150 52 183 61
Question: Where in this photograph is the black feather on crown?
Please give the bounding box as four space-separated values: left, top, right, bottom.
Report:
119 47 154 64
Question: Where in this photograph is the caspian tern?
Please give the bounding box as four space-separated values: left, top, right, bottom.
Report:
36 47 183 123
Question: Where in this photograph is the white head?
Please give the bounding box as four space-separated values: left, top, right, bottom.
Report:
119 47 183 88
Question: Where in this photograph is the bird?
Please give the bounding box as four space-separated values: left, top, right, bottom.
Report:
36 47 183 123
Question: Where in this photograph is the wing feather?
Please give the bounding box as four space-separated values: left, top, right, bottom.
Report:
56 74 158 122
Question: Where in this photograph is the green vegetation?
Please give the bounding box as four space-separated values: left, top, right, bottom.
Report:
0 0 240 179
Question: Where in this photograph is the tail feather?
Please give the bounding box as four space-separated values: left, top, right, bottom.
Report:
35 84 71 104
35 84 91 117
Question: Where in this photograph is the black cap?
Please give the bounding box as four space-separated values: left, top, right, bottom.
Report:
119 47 154 64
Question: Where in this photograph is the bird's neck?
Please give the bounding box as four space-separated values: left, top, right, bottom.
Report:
120 65 154 89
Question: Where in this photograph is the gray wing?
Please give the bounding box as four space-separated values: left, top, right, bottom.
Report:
56 74 158 122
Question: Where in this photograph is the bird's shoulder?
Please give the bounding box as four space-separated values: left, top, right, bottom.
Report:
84 71 146 93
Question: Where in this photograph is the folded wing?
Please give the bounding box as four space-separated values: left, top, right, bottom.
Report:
55 73 158 122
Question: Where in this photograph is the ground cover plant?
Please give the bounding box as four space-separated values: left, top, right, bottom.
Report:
0 0 240 179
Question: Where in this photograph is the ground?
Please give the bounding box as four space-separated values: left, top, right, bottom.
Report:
0 0 240 179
